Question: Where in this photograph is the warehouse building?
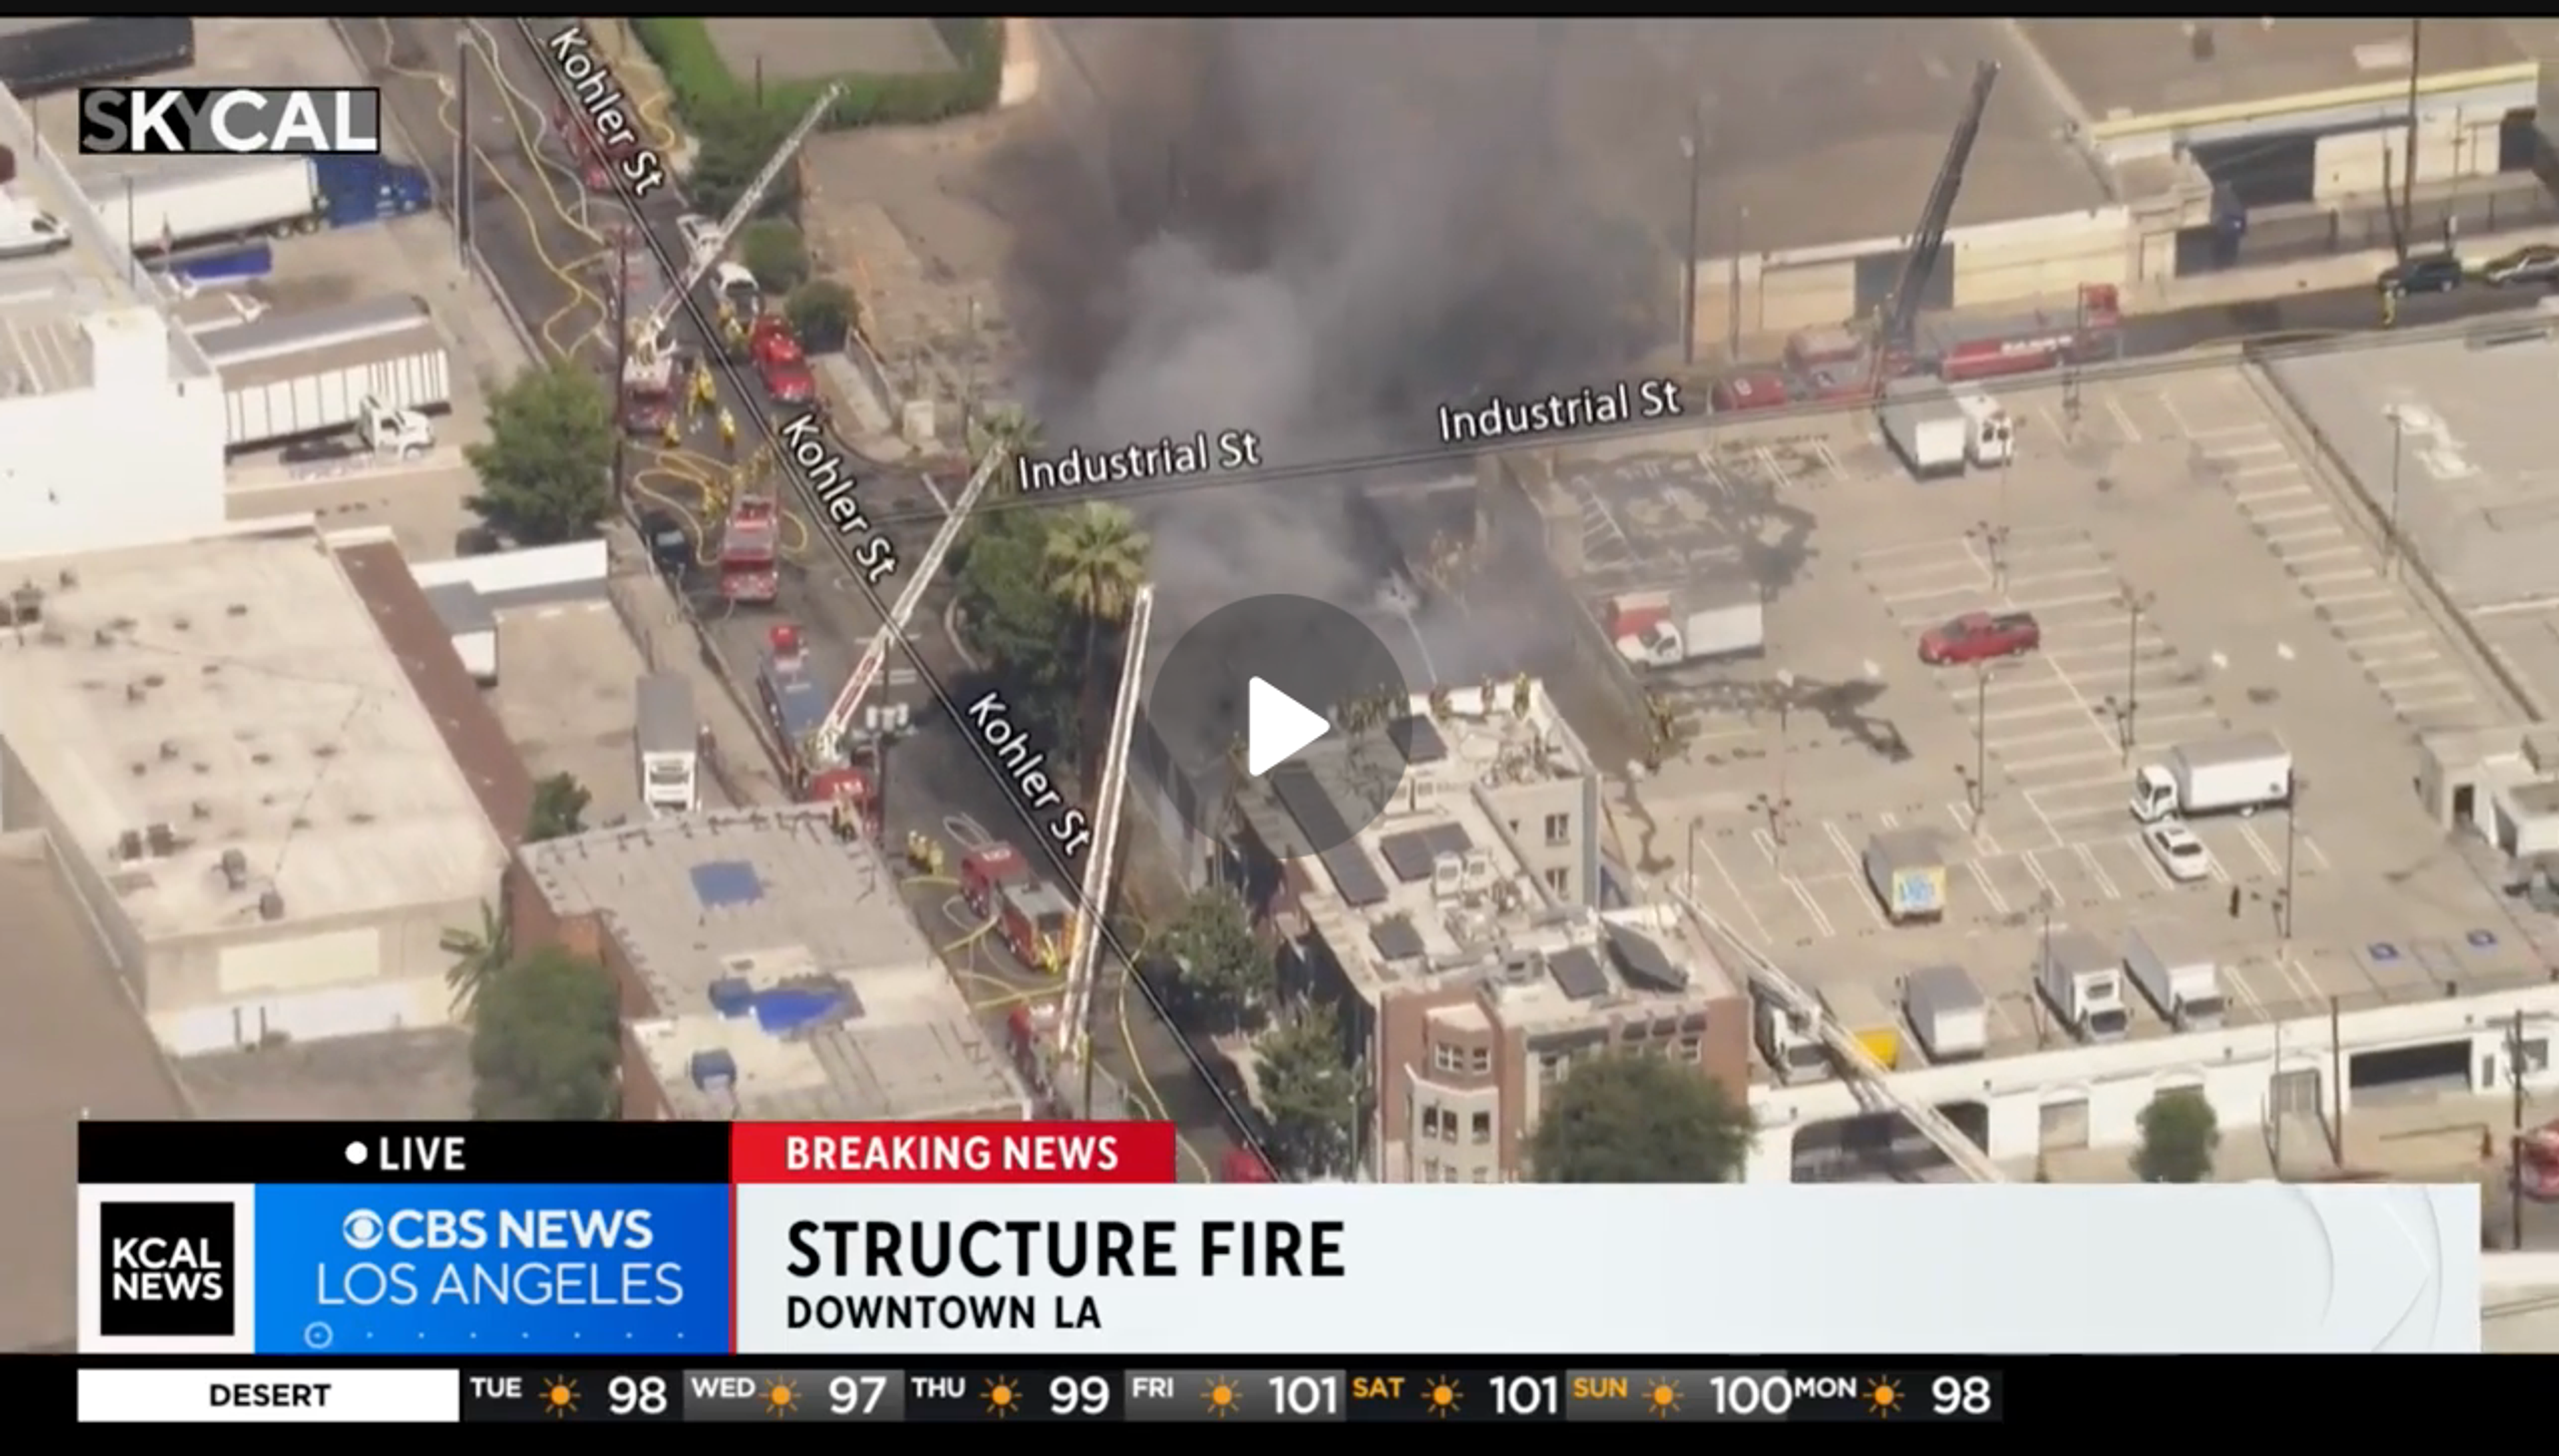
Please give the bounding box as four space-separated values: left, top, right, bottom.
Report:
509 808 1028 1122
1235 680 1747 1183
0 526 506 1056
1689 19 2559 344
0 81 227 561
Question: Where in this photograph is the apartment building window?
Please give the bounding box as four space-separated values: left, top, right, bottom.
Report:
1679 1036 1702 1060
1422 1158 1441 1183
1542 867 1568 894
1432 1042 1462 1075
1469 1111 1492 1144
1537 1052 1563 1082
1471 1167 1491 1183
1543 812 1571 846
1467 1046 1491 1074
1437 1163 1457 1183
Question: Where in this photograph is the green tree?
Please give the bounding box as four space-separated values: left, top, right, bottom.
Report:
2132 1088 2220 1183
527 773 593 842
1254 1000 1361 1179
1045 502 1151 764
438 900 511 1016
740 217 809 294
464 361 616 545
1162 885 1272 1034
786 279 858 353
682 101 800 221
470 945 623 1121
955 510 1078 748
1529 1054 1755 1182
968 402 1044 462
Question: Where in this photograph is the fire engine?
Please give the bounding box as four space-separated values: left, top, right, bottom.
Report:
756 625 876 827
553 101 620 191
1220 1147 1276 1183
716 491 781 605
962 843 1072 974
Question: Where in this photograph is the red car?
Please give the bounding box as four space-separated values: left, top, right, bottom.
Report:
1918 610 2041 666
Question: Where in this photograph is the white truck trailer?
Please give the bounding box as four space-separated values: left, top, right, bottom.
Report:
2121 920 2226 1032
636 673 700 816
1878 378 1969 479
1901 963 1989 1061
2130 730 2293 823
85 156 313 251
200 297 448 451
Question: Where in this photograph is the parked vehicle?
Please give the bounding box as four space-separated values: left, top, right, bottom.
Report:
2378 253 2464 296
2122 920 2226 1032
2141 818 2214 883
86 155 430 254
199 297 447 451
0 205 67 259
636 508 692 578
2481 244 2559 288
2035 929 2130 1043
1951 390 2015 466
1879 380 1969 478
1901 963 1988 1061
1862 828 1948 924
1708 370 1791 414
634 673 700 817
1607 583 1764 668
2129 731 2292 822
1917 610 2040 666
961 842 1074 974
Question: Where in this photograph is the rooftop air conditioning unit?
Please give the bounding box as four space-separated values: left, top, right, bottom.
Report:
1460 848 1497 894
1431 852 1465 900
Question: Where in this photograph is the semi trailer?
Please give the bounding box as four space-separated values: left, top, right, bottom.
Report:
199 297 447 451
85 154 430 253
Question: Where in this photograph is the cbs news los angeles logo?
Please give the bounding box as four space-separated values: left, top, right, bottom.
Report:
79 87 383 155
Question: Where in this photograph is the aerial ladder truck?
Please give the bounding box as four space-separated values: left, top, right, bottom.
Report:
1010 582 1156 1111
768 442 1010 828
1669 884 2007 1183
1863 60 2000 398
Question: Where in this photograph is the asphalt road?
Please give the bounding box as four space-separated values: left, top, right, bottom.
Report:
354 17 1246 1177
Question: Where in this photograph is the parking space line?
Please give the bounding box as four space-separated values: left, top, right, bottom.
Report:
2282 544 2362 562
1879 582 1988 608
1947 802 2001 854
2021 849 2061 901
2023 773 2126 796
2234 820 2282 876
2273 955 2323 1005
2075 844 2121 900
2005 566 2115 588
1821 820 1866 878
1981 702 2091 724
1785 877 1837 938
2321 590 2398 606
2129 708 2222 733
2236 484 2314 504
2299 567 2378 585
2232 462 2300 478
2358 650 2440 669
2107 396 2142 442
2009 590 2121 612
2128 838 2176 890
2347 630 2428 648
1858 538 1981 562
1964 858 2011 916
1696 837 1773 946
1985 724 2099 747
2374 670 2468 691
2392 688 2478 711
2006 749 2121 774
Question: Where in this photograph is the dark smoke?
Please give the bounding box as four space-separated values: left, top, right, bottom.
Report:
992 20 1674 610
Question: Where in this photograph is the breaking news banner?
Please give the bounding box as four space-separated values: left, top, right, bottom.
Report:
77 87 382 155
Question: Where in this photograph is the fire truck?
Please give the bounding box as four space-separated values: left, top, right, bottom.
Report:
748 317 816 406
1917 283 2122 382
756 625 876 826
1220 1147 1276 1183
2521 1120 2559 1201
716 492 781 605
962 842 1072 974
620 347 676 436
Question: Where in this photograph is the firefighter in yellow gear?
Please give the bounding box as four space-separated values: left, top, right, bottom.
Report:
2380 286 2399 329
717 407 738 457
658 412 682 451
714 297 736 338
691 361 716 413
1036 936 1064 978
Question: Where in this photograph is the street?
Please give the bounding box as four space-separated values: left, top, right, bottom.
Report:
353 17 1244 1178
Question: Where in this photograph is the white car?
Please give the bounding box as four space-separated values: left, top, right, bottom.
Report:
2142 820 2214 883
676 213 721 268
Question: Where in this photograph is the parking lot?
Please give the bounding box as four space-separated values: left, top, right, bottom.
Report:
1604 364 2538 1057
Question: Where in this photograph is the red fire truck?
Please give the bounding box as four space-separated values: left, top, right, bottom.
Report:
1220 1147 1276 1183
716 492 782 605
756 625 877 826
2522 1120 2559 1201
962 843 1072 974
554 101 625 192
1919 283 2122 382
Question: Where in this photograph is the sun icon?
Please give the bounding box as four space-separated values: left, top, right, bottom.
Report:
983 1377 1020 1418
1425 1377 1463 1417
1646 1379 1682 1419
764 1379 800 1417
540 1377 578 1418
1867 1377 1903 1417
1201 1377 1240 1419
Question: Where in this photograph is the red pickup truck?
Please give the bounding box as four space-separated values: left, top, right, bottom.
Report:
1918 610 2041 666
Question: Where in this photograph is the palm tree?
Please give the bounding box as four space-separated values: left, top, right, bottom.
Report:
440 900 512 1016
1045 502 1152 760
970 403 1044 465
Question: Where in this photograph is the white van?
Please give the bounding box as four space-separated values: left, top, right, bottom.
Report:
1952 391 2015 466
0 209 69 260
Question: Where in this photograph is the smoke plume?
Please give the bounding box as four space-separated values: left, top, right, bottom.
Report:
992 20 1681 610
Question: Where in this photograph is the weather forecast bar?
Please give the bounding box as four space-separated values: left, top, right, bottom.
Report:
78 1121 733 1183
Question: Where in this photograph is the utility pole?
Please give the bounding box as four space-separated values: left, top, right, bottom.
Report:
1972 663 1991 824
1775 668 1797 847
455 39 472 265
2121 590 2156 760
2511 1008 2528 1251
2400 19 2425 260
1680 105 1703 366
609 225 630 511
2386 410 2407 576
1726 204 1749 359
2280 774 2304 946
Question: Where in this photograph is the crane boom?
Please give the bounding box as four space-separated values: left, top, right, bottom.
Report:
632 82 844 357
1057 582 1154 1058
1667 884 2007 1182
1869 61 2000 395
808 442 1009 766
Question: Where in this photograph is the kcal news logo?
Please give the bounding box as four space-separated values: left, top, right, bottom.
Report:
99 1201 235 1337
77 87 382 155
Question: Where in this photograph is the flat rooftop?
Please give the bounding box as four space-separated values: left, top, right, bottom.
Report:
0 834 187 1352
0 82 213 392
2020 19 2530 124
0 528 501 940
1568 363 2535 1073
1247 681 1740 1023
1638 19 2111 254
521 809 1024 1121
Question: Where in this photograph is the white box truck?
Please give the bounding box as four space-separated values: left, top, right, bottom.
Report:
2122 920 2226 1031
2130 730 2293 823
1902 963 1988 1061
1607 582 1765 669
636 673 700 816
2036 928 2131 1043
86 156 314 251
1879 379 1969 478
201 297 448 450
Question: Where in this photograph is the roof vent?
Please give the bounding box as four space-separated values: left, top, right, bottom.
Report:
257 889 285 922
219 848 249 891
2185 22 2215 61
145 822 177 857
116 829 143 863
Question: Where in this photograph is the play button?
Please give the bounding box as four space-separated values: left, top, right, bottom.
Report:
1245 678 1329 775
1146 594 1411 859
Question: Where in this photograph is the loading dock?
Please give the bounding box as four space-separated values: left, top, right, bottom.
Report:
2348 1039 2474 1097
1789 1101 1990 1183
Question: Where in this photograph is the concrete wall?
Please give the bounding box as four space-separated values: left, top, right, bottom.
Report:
1947 209 2133 307
2313 110 2509 203
0 736 146 988
0 345 227 563
145 896 470 1046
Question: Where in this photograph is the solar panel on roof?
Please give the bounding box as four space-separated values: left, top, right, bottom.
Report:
1547 946 1609 1000
1390 715 1448 764
1369 916 1426 961
1425 822 1474 858
1323 843 1390 906
1377 829 1438 882
1605 923 1689 992
1274 767 1391 906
